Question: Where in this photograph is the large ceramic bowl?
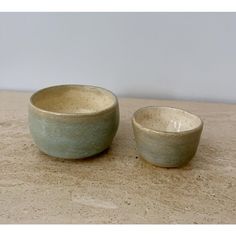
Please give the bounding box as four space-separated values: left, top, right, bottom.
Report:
132 106 203 167
29 85 119 159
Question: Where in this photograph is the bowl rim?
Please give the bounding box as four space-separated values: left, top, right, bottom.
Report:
29 84 118 117
132 106 203 136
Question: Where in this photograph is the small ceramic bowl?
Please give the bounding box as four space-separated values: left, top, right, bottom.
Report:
132 106 203 167
29 85 119 159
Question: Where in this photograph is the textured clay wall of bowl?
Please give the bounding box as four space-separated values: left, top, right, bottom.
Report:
29 85 119 159
132 106 203 167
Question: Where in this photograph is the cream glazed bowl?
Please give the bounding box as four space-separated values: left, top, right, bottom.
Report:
132 106 203 167
29 85 119 159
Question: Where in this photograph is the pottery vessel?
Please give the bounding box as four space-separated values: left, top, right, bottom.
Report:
132 106 203 167
29 85 119 159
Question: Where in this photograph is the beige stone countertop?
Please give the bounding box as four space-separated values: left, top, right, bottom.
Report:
0 91 235 224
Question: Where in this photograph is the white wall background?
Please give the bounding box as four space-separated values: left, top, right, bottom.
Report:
0 13 235 103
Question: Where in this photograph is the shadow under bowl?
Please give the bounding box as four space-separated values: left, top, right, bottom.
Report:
132 106 203 167
29 84 119 159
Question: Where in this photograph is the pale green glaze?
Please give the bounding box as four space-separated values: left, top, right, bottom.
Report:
132 107 203 168
28 85 119 159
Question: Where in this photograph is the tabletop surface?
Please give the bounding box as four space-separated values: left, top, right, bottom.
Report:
0 91 235 224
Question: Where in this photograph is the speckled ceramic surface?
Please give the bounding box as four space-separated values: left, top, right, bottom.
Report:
132 106 203 167
29 85 119 159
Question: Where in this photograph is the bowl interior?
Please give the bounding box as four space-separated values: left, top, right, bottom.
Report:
134 107 202 133
31 85 116 114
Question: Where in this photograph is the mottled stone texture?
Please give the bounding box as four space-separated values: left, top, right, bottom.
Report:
0 91 235 224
